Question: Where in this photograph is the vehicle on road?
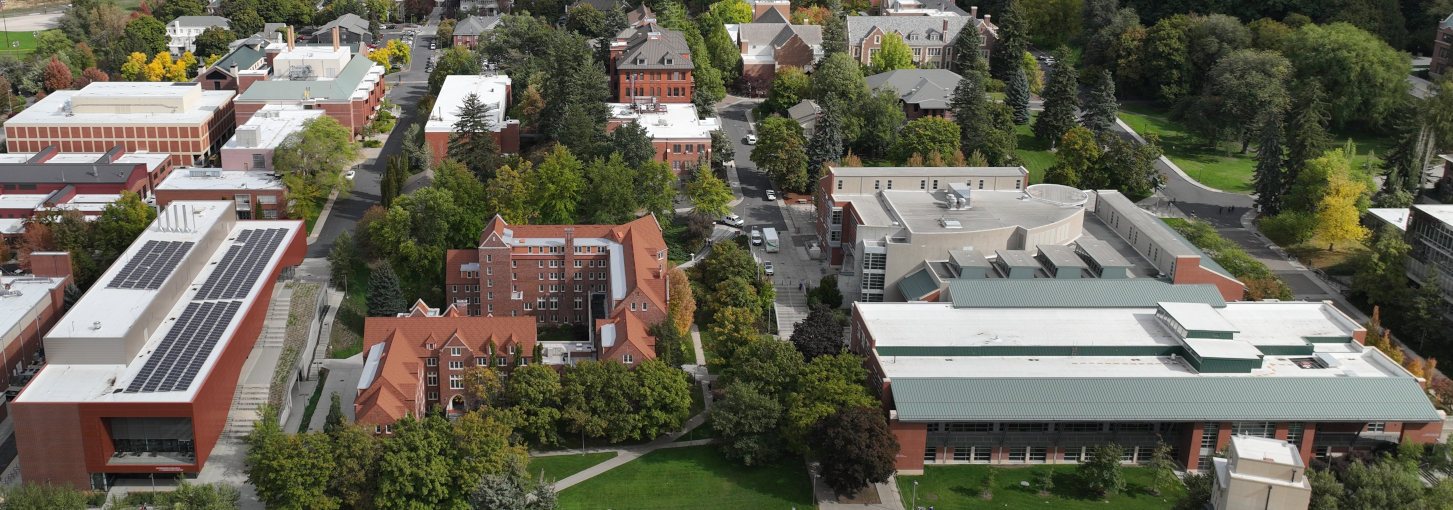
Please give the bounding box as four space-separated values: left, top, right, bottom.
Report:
344 170 356 180
762 261 774 276
750 228 763 246
719 214 744 227
765 189 777 201
762 227 780 253
744 134 757 144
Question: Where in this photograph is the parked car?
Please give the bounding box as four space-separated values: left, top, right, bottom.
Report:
744 134 757 144
344 170 356 180
765 189 777 201
750 228 763 245
762 261 774 276
719 214 744 227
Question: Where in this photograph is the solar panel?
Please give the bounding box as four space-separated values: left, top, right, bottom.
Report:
105 240 195 290
124 300 242 393
195 228 287 300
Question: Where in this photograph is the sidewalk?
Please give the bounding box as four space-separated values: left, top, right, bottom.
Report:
549 413 713 490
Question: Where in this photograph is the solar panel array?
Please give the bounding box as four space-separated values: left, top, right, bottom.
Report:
124 300 241 393
195 228 288 300
106 240 195 290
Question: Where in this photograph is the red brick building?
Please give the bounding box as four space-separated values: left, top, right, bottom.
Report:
231 37 387 138
0 146 172 201
847 14 996 69
451 15 500 49
608 24 695 104
607 101 719 173
3 82 237 167
1433 13 1453 78
424 75 521 162
726 7 823 84
12 201 305 490
154 168 288 220
0 252 73 422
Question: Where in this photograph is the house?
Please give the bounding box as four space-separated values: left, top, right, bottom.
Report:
747 0 789 20
13 201 305 490
219 104 324 172
0 252 72 421
1433 13 1453 78
452 15 501 49
231 34 387 138
881 0 967 16
854 298 1444 475
166 16 230 55
442 214 668 367
608 24 694 104
847 14 996 68
725 8 823 83
310 13 373 46
195 34 276 92
606 101 719 173
864 68 961 119
787 99 820 137
423 74 520 162
154 168 287 220
1211 436 1312 510
3 82 237 167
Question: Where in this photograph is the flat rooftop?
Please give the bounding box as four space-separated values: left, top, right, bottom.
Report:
0 272 67 339
17 201 301 403
828 166 1027 178
156 168 285 191
1231 436 1301 466
223 105 324 150
1367 208 1410 231
4 83 234 127
0 195 47 210
426 75 513 134
1414 204 1453 226
841 189 1083 234
607 103 720 140
0 151 169 169
42 194 121 214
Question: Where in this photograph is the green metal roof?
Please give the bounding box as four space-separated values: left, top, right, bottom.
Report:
891 377 1442 423
946 279 1226 308
212 46 264 72
897 267 939 301
237 53 376 101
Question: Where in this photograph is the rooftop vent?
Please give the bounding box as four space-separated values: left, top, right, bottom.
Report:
939 218 962 229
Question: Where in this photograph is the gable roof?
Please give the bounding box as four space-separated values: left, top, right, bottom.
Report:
314 13 370 36
455 15 501 37
170 16 230 29
846 15 976 47
626 3 656 25
616 24 693 70
735 22 823 50
753 7 789 23
864 69 962 109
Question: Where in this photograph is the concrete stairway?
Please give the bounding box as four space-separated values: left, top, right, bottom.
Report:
221 291 292 439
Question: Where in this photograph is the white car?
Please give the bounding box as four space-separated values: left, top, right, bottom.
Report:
744 134 758 144
750 228 763 246
344 170 356 180
762 261 774 276
719 214 744 227
765 190 777 201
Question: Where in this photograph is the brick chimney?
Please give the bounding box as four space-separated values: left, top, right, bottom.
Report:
971 5 977 17
332 26 339 52
984 14 991 24
943 19 948 31
287 26 295 51
27 251 73 280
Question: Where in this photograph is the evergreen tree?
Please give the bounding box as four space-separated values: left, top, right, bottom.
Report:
324 392 346 434
951 71 1018 166
366 264 407 317
447 92 501 182
1006 66 1031 125
1032 46 1079 145
806 109 844 184
380 155 408 208
63 281 81 310
328 230 357 286
1283 81 1330 191
1253 111 1287 215
951 20 987 75
1382 97 1433 195
820 0 847 56
609 120 656 169
1080 69 1118 134
988 0 1028 81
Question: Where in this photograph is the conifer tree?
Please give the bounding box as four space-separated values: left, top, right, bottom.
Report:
1253 111 1287 215
447 92 500 182
366 264 407 317
806 109 844 184
952 20 987 75
1032 46 1079 145
1006 66 1031 125
1080 69 1118 134
988 0 1028 81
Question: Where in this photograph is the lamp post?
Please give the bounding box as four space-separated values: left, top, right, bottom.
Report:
911 480 918 510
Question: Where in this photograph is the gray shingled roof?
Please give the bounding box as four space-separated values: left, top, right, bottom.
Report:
454 15 501 37
736 22 822 50
846 15 976 47
753 7 789 24
314 13 370 37
170 15 230 29
616 24 693 70
864 69 962 110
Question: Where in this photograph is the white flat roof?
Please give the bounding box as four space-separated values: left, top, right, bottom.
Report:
0 151 170 170
1232 436 1301 466
0 195 47 210
0 219 23 235
1159 301 1238 333
608 103 720 140
157 168 285 191
223 105 324 151
1414 204 1453 227
425 75 513 134
41 194 121 213
4 85 234 127
1368 208 1410 231
0 274 66 340
841 189 1082 234
18 202 301 403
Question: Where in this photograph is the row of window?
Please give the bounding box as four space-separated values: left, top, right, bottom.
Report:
670 143 708 154
926 422 1159 433
926 445 1170 464
624 71 687 81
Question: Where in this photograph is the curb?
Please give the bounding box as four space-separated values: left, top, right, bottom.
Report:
1114 117 1223 194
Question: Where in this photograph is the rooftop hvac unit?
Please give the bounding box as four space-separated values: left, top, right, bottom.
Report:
188 168 223 178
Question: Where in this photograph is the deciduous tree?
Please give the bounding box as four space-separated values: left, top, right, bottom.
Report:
869 33 913 74
42 56 72 93
193 26 236 59
1286 22 1411 129
891 116 960 163
1079 443 1126 498
810 406 900 496
631 360 693 439
501 363 563 446
1201 49 1291 152
711 382 784 465
752 116 809 192
120 15 168 57
528 145 585 224
1044 126 1100 187
559 361 637 442
790 305 846 360
686 168 733 218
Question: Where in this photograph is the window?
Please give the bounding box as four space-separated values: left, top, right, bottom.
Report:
1366 422 1386 433
946 422 993 432
449 374 462 389
863 252 887 270
426 357 438 367
924 447 936 462
973 447 990 462
1014 179 1022 189
574 260 582 268
1008 447 1027 462
449 361 463 370
1059 422 1101 432
1201 424 1219 448
477 357 487 366
912 47 921 57
574 297 583 310
1120 446 1135 462
978 179 984 189
836 179 843 190
1029 447 1047 462
1064 447 1083 463
862 273 885 290
426 372 438 386
953 447 972 462
920 179 926 189
623 354 634 364
497 357 508 366
1286 422 1304 446
1233 421 1274 438
251 153 265 169
874 179 881 190
673 144 682 153
874 35 881 44
1002 423 1050 432
450 347 461 357
428 391 439 400
932 179 939 189
928 47 941 56
886 180 893 189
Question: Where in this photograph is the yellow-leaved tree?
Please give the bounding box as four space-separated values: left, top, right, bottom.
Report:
1314 172 1369 251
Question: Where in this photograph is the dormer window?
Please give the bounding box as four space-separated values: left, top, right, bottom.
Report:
665 58 673 65
636 58 646 65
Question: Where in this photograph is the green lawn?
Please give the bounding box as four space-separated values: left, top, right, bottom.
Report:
557 445 813 510
673 416 714 442
1015 113 1053 185
898 464 1185 510
526 452 618 483
1116 103 1389 194
0 31 38 59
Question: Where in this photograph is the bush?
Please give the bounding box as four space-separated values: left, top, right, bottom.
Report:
1260 211 1317 246
807 275 843 309
363 140 383 148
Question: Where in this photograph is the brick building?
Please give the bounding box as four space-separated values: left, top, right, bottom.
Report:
0 147 172 238
608 24 695 104
1433 13 1453 78
154 168 287 220
220 104 324 171
847 14 996 69
725 8 823 84
12 201 305 490
423 75 520 162
0 252 73 422
852 298 1444 475
606 101 719 173
452 15 501 49
3 82 237 167
443 215 668 363
232 35 387 138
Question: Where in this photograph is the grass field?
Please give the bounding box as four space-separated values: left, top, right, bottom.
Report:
898 464 1186 510
556 445 813 510
1116 103 1391 194
1014 112 1053 185
0 31 38 59
526 452 618 483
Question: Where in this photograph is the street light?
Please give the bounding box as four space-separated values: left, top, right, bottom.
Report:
911 480 918 510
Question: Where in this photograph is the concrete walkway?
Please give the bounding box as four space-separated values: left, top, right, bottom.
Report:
547 413 714 490
811 460 906 510
306 189 341 245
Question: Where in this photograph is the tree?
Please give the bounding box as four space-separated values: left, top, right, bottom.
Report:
155 0 207 21
812 52 868 112
380 155 407 208
752 116 809 192
366 264 406 317
528 145 585 224
1202 49 1291 152
42 57 72 93
609 121 656 169
821 7 847 56
790 305 846 360
1044 126 1100 187
502 363 563 446
565 4 605 36
686 168 733 218
809 406 900 496
485 162 538 224
952 20 988 74
1078 443 1126 498
869 33 913 74
762 66 811 117
1286 22 1411 129
702 21 740 84
94 192 157 263
246 407 339 510
581 154 637 225
139 480 242 509
376 415 461 509
1284 81 1331 187
328 230 357 286
321 392 347 435
631 360 693 440
469 474 557 510
1032 46 1078 145
781 353 877 452
1006 66 1031 125
989 0 1029 81
274 115 358 196
892 116 959 163
448 93 501 182
666 267 696 335
711 382 784 465
560 361 637 442
0 483 88 509
950 71 1018 166
190 26 236 59
849 88 907 159
1080 69 1117 134
708 0 752 23
1306 468 1344 510
1315 173 1369 251
1143 15 1193 104
1174 472 1215 510
75 67 108 88
1340 454 1426 510
1144 441 1176 496
1353 225 1413 308
1253 112 1288 215
120 15 168 56
806 109 844 183
462 366 504 411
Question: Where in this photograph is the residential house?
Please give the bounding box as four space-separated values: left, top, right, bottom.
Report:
787 99 820 137
452 15 501 49
725 8 823 83
310 13 373 46
608 24 694 104
166 16 230 55
846 14 996 68
864 68 961 119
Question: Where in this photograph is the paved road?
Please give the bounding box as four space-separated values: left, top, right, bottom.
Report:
717 100 787 234
306 7 442 257
0 11 62 31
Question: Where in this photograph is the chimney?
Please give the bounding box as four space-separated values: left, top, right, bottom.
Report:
332 26 339 52
287 26 295 51
230 63 238 76
197 63 206 76
971 5 977 17
26 251 73 280
943 19 948 31
984 14 991 24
